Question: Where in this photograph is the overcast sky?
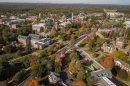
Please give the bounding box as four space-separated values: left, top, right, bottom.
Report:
0 0 130 5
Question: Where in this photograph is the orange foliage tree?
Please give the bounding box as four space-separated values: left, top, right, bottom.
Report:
55 55 62 66
85 36 90 42
72 81 86 86
66 30 71 35
28 79 38 86
104 56 115 68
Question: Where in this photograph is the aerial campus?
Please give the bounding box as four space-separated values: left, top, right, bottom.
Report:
0 0 130 86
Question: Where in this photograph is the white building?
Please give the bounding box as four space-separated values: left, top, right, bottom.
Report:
106 12 124 18
124 21 130 29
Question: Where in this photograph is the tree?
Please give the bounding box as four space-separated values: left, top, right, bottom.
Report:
21 55 30 68
17 50 22 57
69 52 79 60
69 59 77 74
118 69 128 80
77 70 86 81
66 30 71 35
54 56 62 73
104 57 115 68
25 37 31 53
3 45 14 53
86 76 94 86
13 69 26 82
30 55 39 67
111 50 119 57
32 64 45 77
38 49 48 57
28 79 38 86
50 29 56 37
0 57 10 80
72 81 86 86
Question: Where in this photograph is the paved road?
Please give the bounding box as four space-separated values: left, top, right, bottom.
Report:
76 47 105 70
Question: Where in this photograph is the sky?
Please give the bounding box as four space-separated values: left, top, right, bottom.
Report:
0 0 130 5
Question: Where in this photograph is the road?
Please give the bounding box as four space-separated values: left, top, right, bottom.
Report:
76 47 105 70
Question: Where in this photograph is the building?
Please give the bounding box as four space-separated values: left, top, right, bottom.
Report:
124 21 130 29
28 34 41 39
18 35 28 46
33 38 52 49
18 34 52 49
32 23 45 33
78 13 87 20
106 12 124 18
11 24 22 29
116 37 124 47
102 42 116 53
26 16 37 21
32 23 53 33
91 69 112 82
91 69 115 86
48 72 62 85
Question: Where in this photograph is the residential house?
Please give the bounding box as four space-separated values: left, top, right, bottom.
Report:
102 42 116 53
116 37 124 47
48 72 62 85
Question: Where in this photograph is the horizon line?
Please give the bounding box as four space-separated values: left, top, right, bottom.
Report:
0 2 130 6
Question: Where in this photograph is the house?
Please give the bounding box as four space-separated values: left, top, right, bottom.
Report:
48 72 62 85
18 35 28 46
116 37 124 47
102 42 116 53
124 21 130 29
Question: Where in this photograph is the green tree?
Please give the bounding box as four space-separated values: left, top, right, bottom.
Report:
38 49 48 57
86 76 94 86
77 70 86 81
69 52 79 60
32 64 45 77
13 69 26 82
118 69 128 80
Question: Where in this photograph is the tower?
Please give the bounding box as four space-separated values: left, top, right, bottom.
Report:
72 13 74 21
